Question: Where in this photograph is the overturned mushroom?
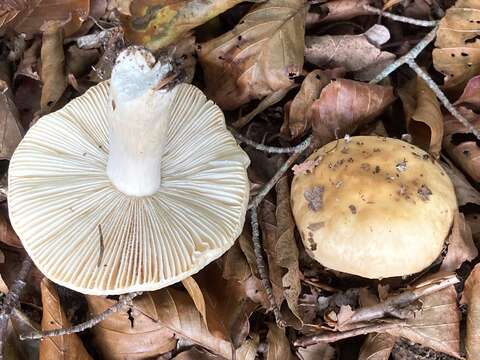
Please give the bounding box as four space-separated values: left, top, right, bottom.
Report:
8 47 250 295
291 136 456 279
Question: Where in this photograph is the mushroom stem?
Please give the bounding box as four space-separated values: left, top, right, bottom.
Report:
106 47 175 197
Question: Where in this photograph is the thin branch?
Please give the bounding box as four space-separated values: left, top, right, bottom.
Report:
20 291 142 340
250 208 284 327
363 5 438 27
231 129 310 154
370 25 438 84
248 136 312 209
0 257 33 359
406 59 480 141
294 322 404 347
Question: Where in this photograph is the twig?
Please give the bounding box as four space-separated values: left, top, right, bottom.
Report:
0 257 33 359
294 322 404 347
231 129 311 154
341 274 459 327
248 136 312 209
370 25 438 84
406 60 480 141
363 5 438 27
20 291 142 340
250 208 284 327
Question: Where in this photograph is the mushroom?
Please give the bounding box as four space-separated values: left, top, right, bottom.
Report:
8 47 250 295
291 136 457 279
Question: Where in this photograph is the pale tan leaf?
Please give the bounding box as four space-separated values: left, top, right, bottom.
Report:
85 294 177 360
198 0 307 110
387 286 461 358
463 264 480 360
182 276 208 329
359 333 396 360
309 79 395 145
39 278 92 360
266 323 296 360
122 0 244 51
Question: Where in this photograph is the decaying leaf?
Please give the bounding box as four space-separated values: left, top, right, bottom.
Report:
0 213 22 248
275 175 302 326
305 25 394 81
441 157 480 207
309 79 395 144
198 0 307 110
443 107 480 182
463 264 480 360
359 333 397 360
40 21 67 115
387 286 461 358
0 0 90 37
455 74 480 109
307 0 371 25
0 77 23 160
399 75 443 157
122 0 244 51
85 294 177 359
266 323 296 360
182 276 208 328
172 347 222 360
433 0 480 90
39 278 92 360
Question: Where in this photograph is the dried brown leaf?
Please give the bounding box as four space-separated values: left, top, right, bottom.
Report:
198 0 307 110
309 79 395 144
455 74 480 109
297 342 336 360
182 276 208 329
122 0 243 51
442 157 480 207
305 25 394 81
463 263 480 360
65 45 99 79
359 333 397 360
172 347 222 360
0 0 90 37
433 1 480 90
39 278 91 360
0 80 23 160
466 213 480 243
387 286 461 358
288 69 343 139
443 106 480 182
0 213 22 248
399 75 443 157
10 309 40 360
266 323 296 360
85 294 177 359
40 21 67 114
275 175 302 326
308 0 371 25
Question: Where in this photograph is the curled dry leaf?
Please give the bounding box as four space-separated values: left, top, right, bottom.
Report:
122 0 243 51
266 323 296 360
305 25 394 82
39 278 92 360
0 213 22 248
309 79 395 145
85 293 177 360
387 286 461 358
275 175 302 326
288 68 343 139
198 0 307 110
0 76 23 161
359 333 397 360
441 158 480 207
307 0 371 25
182 276 208 328
433 0 480 90
40 21 67 114
443 107 480 182
398 75 443 158
463 264 480 360
0 0 90 37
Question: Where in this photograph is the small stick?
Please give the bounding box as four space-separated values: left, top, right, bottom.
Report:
0 257 33 359
250 208 284 327
406 59 480 141
370 25 438 84
294 322 404 347
363 4 438 27
20 291 142 340
231 129 311 154
248 136 312 209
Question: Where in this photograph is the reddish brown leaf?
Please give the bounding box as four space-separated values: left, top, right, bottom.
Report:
309 79 395 144
455 74 480 109
198 0 307 110
443 107 480 182
0 213 22 248
462 264 480 360
39 279 91 360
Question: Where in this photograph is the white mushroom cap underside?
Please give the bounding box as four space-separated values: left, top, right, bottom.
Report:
291 136 457 279
8 82 250 295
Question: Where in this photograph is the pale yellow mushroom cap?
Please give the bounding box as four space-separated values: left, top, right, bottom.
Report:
291 136 457 279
